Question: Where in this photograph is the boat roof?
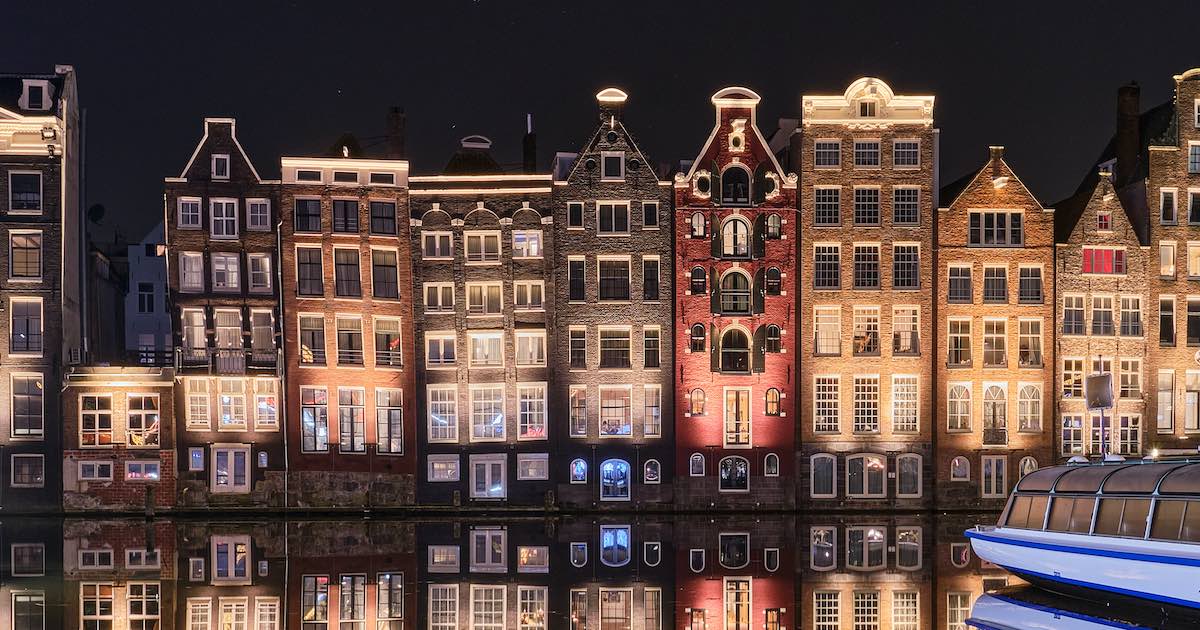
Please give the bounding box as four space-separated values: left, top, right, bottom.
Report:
1015 460 1200 496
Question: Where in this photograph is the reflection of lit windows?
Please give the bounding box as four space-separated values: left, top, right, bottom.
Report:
897 527 922 570
570 542 587 567
427 545 460 573
644 459 661 484
643 542 661 567
212 535 251 583
950 542 971 568
570 459 587 484
950 456 970 482
600 459 630 501
811 453 836 498
517 546 549 573
689 453 705 476
719 533 749 569
764 548 780 572
470 528 506 573
599 525 631 567
811 527 835 570
468 454 506 499
847 526 885 570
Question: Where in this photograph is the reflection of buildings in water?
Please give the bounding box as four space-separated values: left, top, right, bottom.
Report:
174 521 286 629
63 519 176 629
935 513 1022 630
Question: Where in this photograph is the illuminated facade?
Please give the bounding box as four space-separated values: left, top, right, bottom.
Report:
673 87 799 509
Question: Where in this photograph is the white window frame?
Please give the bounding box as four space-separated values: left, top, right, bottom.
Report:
211 154 230 180
600 151 625 181
470 528 507 572
981 454 1008 499
811 452 837 498
246 198 271 231
468 453 507 499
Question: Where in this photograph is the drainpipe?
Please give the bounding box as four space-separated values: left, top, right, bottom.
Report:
276 213 289 509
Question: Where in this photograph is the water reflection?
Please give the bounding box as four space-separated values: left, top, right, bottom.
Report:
0 512 1175 629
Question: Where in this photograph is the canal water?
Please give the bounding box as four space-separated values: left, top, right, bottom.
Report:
0 512 1187 628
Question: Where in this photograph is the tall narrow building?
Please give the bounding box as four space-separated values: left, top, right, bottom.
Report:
798 78 937 510
0 65 82 512
164 119 285 507
936 146 1055 510
552 88 675 509
410 136 555 507
279 152 416 507
673 87 798 509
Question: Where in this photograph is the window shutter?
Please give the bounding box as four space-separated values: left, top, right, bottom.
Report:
711 211 723 258
710 323 721 372
710 266 721 314
753 214 766 259
753 268 766 314
711 160 723 203
752 325 767 373
753 162 769 204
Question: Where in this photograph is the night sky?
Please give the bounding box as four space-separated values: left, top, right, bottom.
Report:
6 0 1200 243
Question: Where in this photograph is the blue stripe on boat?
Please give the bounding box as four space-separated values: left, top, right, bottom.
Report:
965 528 1200 568
993 563 1200 610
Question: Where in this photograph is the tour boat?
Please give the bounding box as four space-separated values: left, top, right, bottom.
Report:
967 586 1195 629
965 459 1200 611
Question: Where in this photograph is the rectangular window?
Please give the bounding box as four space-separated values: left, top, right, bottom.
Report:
371 249 399 299
469 332 503 367
642 257 660 301
186 379 210 429
853 376 880 432
643 327 661 368
1121 296 1143 336
370 200 397 234
1083 247 1127 274
598 202 630 234
814 187 840 225
424 282 455 312
10 231 41 279
968 211 1023 246
7 297 41 354
982 455 1007 498
569 328 587 369
948 265 972 303
210 199 238 238
374 318 403 367
1063 359 1084 398
724 580 751 630
13 591 45 629
79 460 113 481
852 306 880 356
814 245 840 289
294 198 321 232
947 319 971 366
513 230 543 257
299 315 326 365
470 456 506 498
336 317 363 365
1162 296 1177 346
470 387 505 441
426 333 456 367
248 254 271 292
569 258 586 301
1019 319 1043 367
9 172 42 213
567 202 584 228
645 384 662 436
333 249 361 297
217 379 247 429
518 385 547 440
428 387 458 443
12 374 43 437
723 388 751 446
893 187 919 224
1159 371 1175 432
814 376 840 433
893 139 920 167
983 267 1007 303
1094 296 1116 336
814 592 840 630
517 454 549 481
302 576 330 628
1121 358 1142 398
1191 145 1200 173
570 385 588 437
1162 189 1178 224
126 460 160 481
296 248 323 296
467 282 502 315
178 197 201 228
1019 266 1043 303
893 306 919 355
338 388 366 453
179 252 204 292
814 306 840 355
428 455 459 482
853 140 880 167
332 199 359 232
599 328 632 368
300 387 328 453
814 140 840 167
337 575 366 627
600 386 633 436
892 244 919 289
513 331 545 367
211 253 240 292
853 591 880 630
212 447 250 494
947 593 971 630
599 258 631 300
80 394 113 446
1063 295 1084 335
893 375 919 433
422 231 452 258
81 584 115 628
601 152 625 180
642 201 659 228
853 245 879 289
11 454 43 487
1119 415 1142 455
429 584 458 630
465 232 501 263
853 188 880 225
1162 242 1177 277
127 394 160 446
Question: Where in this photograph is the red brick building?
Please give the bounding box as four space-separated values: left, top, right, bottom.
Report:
279 154 416 507
673 87 798 509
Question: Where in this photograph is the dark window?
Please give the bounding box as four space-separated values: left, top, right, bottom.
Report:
137 282 154 313
370 201 397 234
333 200 358 232
893 245 919 289
721 168 750 205
297 248 323 296
295 199 322 232
969 211 1024 246
766 214 781 238
569 329 586 368
814 246 840 289
333 171 358 183
720 329 750 372
10 300 41 353
853 188 880 225
1188 300 1200 346
569 259 586 301
642 202 659 227
949 267 972 303
814 188 840 225
598 203 629 233
299 315 326 364
690 267 707 294
766 267 782 295
853 245 880 289
334 249 361 297
599 329 631 368
599 260 630 300
644 328 661 368
690 324 706 352
719 456 749 490
26 84 44 109
371 250 399 299
893 187 920 224
983 267 1007 303
720 272 751 314
369 172 394 185
642 259 660 301
1161 298 1176 346
1019 267 1043 303
602 154 623 178
9 173 41 211
766 325 782 352
568 202 584 228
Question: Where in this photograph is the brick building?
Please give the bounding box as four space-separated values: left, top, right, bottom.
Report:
797 78 938 511
63 518 177 629
551 88 675 509
62 366 177 511
174 521 286 628
936 147 1055 510
164 119 285 507
410 136 555 507
0 65 82 512
673 87 798 509
1146 68 1200 457
279 154 416 508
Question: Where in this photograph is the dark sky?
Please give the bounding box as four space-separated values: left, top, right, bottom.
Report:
6 0 1200 243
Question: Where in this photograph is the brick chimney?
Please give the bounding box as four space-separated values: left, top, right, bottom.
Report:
386 106 406 159
522 114 536 174
1115 81 1140 188
989 145 1004 176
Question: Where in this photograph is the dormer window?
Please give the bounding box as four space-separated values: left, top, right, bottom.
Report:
1097 210 1112 231
601 152 624 180
720 167 750 206
20 80 49 111
211 154 230 180
859 101 877 117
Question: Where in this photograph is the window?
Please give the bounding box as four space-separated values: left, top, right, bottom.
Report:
814 245 840 288
1121 296 1143 336
814 187 840 225
80 548 114 569
598 258 630 300
293 198 321 233
337 575 366 629
1019 266 1043 303
569 329 587 368
422 231 452 258
12 592 44 630
689 453 705 476
518 586 547 629
724 388 751 446
644 328 661 368
513 230 543 257
853 245 879 289
599 386 632 436
297 315 326 365
1097 208 1113 230
947 319 971 366
894 139 920 167
1191 300 1200 346
517 454 548 481
81 584 115 629
814 140 840 167
8 172 41 212
570 458 588 483
1121 358 1142 398
893 306 919 355
690 211 706 237
337 387 366 453
1158 371 1175 433
127 394 160 446
1063 358 1084 398
423 283 454 313
210 199 238 238
853 306 880 356
1162 296 1177 345
566 201 585 229
983 319 1007 367
518 384 547 439
893 245 919 289
811 526 836 569
719 533 750 569
599 328 631 369
1058 294 1083 335
644 541 663 566
600 525 631 566
425 334 456 368
765 267 782 295
853 376 880 432
854 187 880 225
765 387 781 416
333 249 361 297
336 317 363 365
374 317 403 367
127 582 161 629
470 455 506 498
718 456 749 492
210 253 240 292
983 267 1007 303
466 282 502 316
642 257 660 301
968 211 1023 246
299 387 328 453
370 250 399 299
296 248 323 296
1018 385 1042 431
178 252 204 292
948 593 971 630
689 388 706 415
80 394 113 446
332 199 358 232
814 592 840 630
470 386 505 440
982 455 1007 498
897 454 922 498
853 140 880 167
429 584 457 630
1192 145 1200 173
847 526 886 569
10 232 41 279
247 254 271 292
598 202 630 234
947 384 971 430
720 270 752 313
370 200 397 234
766 212 782 238
764 326 782 355
847 454 885 498
948 265 971 303
516 331 546 366
601 151 624 180
212 447 250 493
600 459 630 500
814 377 840 433
428 454 459 481
465 232 501 263
950 455 971 482
1082 247 1127 274
721 167 750 205
720 328 751 372
892 376 918 433
80 460 113 481
428 387 458 443
213 536 250 581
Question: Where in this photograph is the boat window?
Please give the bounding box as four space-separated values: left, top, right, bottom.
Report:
1101 463 1177 494
1014 466 1071 493
1150 499 1200 542
1158 463 1200 495
1047 496 1094 533
1004 494 1049 530
1056 465 1124 493
1093 498 1150 537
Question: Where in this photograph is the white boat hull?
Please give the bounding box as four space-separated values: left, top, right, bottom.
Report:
967 593 1152 630
966 527 1200 610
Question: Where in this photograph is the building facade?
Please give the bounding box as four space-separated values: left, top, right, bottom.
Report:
936 147 1055 509
126 223 172 364
0 65 82 512
279 154 416 508
63 518 176 630
164 119 285 507
673 87 798 509
798 78 938 511
410 136 556 507
552 88 675 509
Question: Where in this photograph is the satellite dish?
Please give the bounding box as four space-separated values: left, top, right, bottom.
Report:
87 203 106 224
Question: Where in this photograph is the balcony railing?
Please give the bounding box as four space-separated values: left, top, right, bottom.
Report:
983 427 1009 447
853 332 880 356
375 349 403 367
892 331 919 356
250 348 278 368
338 348 364 366
131 349 173 366
175 347 278 373
213 348 246 374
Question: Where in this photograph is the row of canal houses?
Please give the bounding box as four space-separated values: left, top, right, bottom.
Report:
1 513 999 630
7 65 1200 513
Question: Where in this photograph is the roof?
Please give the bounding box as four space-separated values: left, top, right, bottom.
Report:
0 71 66 116
1015 460 1200 496
937 168 978 209
442 135 504 175
1052 176 1150 245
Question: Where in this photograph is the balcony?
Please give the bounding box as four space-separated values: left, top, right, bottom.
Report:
375 349 403 368
338 348 364 366
983 427 1009 447
181 347 209 367
249 348 278 369
213 349 245 374
176 347 278 373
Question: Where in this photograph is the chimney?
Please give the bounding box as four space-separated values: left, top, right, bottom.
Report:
989 146 1008 188
596 87 628 127
386 106 406 159
787 128 802 175
1115 81 1140 188
522 114 536 174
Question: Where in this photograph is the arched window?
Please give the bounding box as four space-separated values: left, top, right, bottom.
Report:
846 453 886 498
811 527 835 571
599 459 631 501
689 324 706 353
766 213 782 238
1018 385 1041 431
720 329 751 372
1018 456 1038 479
765 267 782 295
722 217 751 256
643 542 661 567
764 453 780 476
720 271 752 313
950 456 970 481
719 456 749 492
600 525 630 567
811 453 836 498
690 212 706 238
765 325 782 353
950 542 971 568
948 385 971 430
984 385 1007 430
644 459 661 484
689 388 706 415
764 547 780 572
689 549 705 573
896 527 922 570
689 267 707 294
570 458 588 484
896 453 922 498
721 167 750 205
570 542 587 567
719 533 750 569
764 388 781 416
689 453 705 476
847 526 886 570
